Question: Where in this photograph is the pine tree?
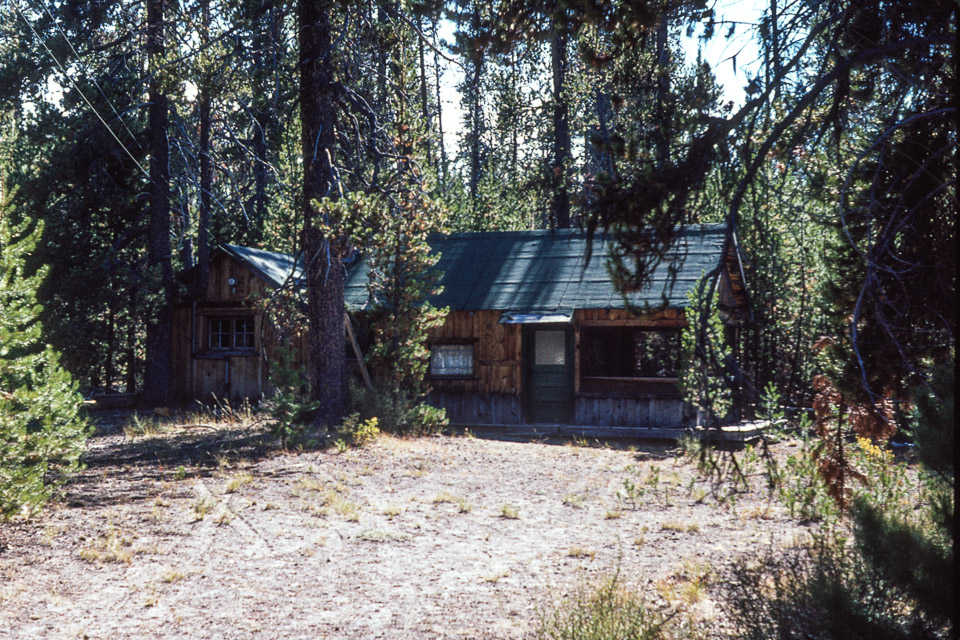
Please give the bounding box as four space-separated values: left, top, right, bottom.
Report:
0 184 89 519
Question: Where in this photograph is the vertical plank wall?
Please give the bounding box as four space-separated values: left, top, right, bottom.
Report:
426 310 523 424
426 308 695 428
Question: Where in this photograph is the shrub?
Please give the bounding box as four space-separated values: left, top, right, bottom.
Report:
350 381 447 436
337 413 380 447
777 433 840 522
263 342 319 446
533 572 685 640
1 192 89 519
724 364 954 639
678 282 733 428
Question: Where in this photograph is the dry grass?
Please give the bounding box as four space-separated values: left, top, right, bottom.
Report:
0 417 815 640
660 520 701 533
78 526 141 565
224 471 254 494
499 503 520 519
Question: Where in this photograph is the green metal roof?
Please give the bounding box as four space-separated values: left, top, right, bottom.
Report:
214 225 733 314
344 224 731 313
222 244 304 289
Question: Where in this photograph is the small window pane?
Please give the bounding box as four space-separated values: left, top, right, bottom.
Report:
634 330 680 377
431 344 473 376
235 318 255 349
535 330 566 366
210 318 231 349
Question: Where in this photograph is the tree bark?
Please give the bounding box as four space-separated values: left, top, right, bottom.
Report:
299 0 347 427
417 15 432 168
432 17 447 192
194 0 211 299
654 17 670 170
142 0 174 407
195 91 211 297
466 1 484 224
125 287 137 394
551 20 570 228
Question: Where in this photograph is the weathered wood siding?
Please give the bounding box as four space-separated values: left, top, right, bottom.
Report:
424 310 522 424
426 310 521 396
574 395 693 427
428 390 522 425
425 307 695 427
172 252 308 405
574 307 684 326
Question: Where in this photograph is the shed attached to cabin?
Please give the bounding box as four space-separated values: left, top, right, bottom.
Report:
172 244 308 405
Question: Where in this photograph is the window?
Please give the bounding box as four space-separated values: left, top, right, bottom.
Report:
534 330 567 366
581 327 679 379
208 317 255 351
429 343 474 377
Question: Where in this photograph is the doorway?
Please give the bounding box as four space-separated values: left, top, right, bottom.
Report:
523 326 574 423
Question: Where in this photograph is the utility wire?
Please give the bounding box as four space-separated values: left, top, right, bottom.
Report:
11 0 150 179
31 0 143 150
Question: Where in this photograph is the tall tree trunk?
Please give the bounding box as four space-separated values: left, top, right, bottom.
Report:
770 0 780 100
654 17 670 170
252 110 269 237
250 5 277 243
142 0 174 407
194 0 211 299
299 0 347 427
195 92 211 297
432 17 447 192
551 20 570 228
126 287 137 394
105 298 115 390
465 1 485 225
417 15 432 168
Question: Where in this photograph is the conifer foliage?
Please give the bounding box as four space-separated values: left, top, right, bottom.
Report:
0 186 89 519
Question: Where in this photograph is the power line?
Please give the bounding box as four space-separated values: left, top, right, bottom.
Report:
30 0 142 150
11 0 150 179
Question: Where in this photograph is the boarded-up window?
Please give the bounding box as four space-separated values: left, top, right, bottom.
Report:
430 344 474 377
208 317 256 351
581 327 679 378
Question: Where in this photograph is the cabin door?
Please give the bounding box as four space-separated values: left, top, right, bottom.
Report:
523 326 574 423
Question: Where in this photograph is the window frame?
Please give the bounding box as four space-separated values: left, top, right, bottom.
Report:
579 325 681 382
427 340 477 379
206 316 257 353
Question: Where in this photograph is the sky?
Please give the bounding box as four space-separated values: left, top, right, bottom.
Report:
435 0 766 157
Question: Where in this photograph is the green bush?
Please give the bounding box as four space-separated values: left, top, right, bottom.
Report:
724 364 954 639
349 381 448 436
678 283 733 427
1 193 89 519
263 342 318 446
336 413 380 447
777 434 840 522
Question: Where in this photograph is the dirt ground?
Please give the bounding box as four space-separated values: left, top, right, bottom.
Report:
0 413 814 640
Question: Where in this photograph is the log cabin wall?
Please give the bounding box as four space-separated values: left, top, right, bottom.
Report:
424 307 695 428
425 310 523 424
573 308 694 428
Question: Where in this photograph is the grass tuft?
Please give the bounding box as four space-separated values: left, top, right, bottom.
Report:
499 503 520 519
224 472 254 494
534 572 679 640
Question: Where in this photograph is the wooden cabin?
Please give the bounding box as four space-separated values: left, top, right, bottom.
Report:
172 225 750 432
171 245 308 404
343 224 751 430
